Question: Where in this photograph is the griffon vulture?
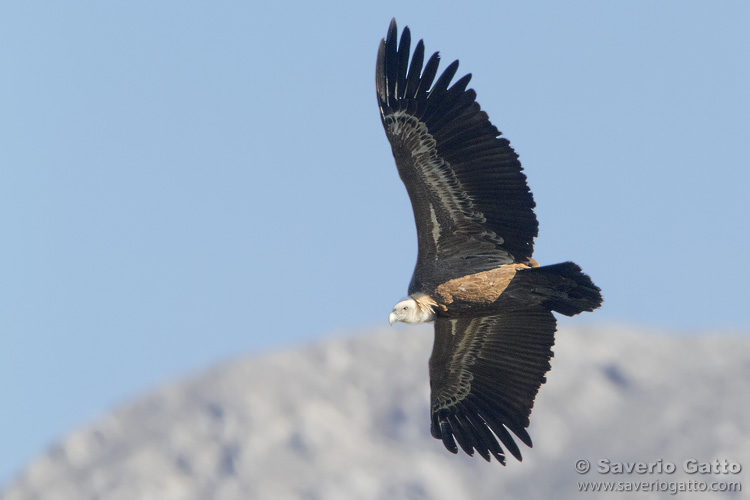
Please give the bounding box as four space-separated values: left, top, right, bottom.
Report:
377 19 603 465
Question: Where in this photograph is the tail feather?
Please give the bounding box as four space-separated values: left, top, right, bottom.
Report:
517 262 602 317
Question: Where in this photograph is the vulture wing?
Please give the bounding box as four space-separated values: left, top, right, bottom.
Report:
376 19 538 293
428 309 556 464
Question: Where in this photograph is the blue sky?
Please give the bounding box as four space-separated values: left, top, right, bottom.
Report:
2 0 749 486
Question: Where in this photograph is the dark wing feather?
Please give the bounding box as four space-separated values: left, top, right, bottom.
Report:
428 309 556 464
377 20 538 293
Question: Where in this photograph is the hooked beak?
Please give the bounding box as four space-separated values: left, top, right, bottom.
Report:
388 311 397 326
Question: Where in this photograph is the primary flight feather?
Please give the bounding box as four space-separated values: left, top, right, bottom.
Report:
377 19 602 465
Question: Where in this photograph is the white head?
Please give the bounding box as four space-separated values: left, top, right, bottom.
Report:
388 295 437 325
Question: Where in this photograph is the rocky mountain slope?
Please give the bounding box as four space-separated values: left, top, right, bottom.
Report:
3 325 748 499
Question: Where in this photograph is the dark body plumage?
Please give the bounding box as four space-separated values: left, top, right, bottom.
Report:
377 19 602 465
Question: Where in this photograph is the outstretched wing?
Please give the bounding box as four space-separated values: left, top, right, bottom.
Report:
377 19 538 292
428 309 556 464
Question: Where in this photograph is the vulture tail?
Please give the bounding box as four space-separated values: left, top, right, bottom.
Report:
515 262 603 317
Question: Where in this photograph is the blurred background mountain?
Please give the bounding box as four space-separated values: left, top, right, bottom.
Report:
3 326 748 499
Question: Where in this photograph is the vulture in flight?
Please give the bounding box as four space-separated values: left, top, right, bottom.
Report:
377 19 602 465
